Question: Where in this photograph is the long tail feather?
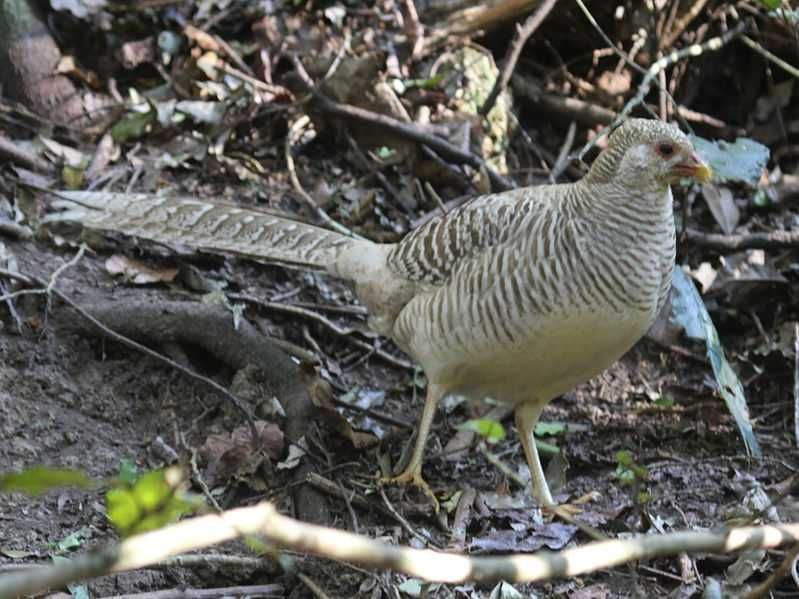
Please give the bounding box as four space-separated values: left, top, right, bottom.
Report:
43 191 361 272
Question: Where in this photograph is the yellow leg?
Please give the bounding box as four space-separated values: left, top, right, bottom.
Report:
381 383 444 509
515 401 555 507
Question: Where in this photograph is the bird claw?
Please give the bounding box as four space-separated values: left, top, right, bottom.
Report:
380 468 439 512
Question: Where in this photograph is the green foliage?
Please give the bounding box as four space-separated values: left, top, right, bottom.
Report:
671 267 761 457
111 108 155 143
50 530 87 553
459 418 506 443
759 0 782 9
652 395 674 409
0 466 92 496
106 467 201 538
535 421 566 436
615 450 651 505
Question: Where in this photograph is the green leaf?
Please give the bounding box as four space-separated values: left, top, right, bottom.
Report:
118 459 138 485
0 467 92 496
690 135 770 186
653 396 674 409
133 470 172 512
57 531 85 553
105 468 201 537
671 267 762 457
106 488 141 533
459 418 506 443
111 109 155 143
68 584 90 599
759 0 782 8
616 450 634 467
535 421 567 436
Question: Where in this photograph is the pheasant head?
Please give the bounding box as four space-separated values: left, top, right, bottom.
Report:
585 118 712 192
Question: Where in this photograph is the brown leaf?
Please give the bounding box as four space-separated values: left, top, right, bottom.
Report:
105 255 178 285
702 185 739 235
199 421 284 486
299 363 378 449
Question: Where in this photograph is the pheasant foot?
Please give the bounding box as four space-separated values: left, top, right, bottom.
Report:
380 466 439 512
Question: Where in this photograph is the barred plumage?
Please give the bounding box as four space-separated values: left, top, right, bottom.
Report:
44 118 711 508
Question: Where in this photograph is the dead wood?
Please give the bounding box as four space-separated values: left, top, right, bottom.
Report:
59 298 330 525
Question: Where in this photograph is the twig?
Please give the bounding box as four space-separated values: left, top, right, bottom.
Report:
304 472 430 521
403 0 424 60
291 56 514 192
297 573 332 599
795 323 799 450
477 442 528 489
661 0 711 49
189 451 223 513
229 292 415 370
158 553 275 572
0 244 86 303
0 134 52 172
549 121 576 182
379 487 439 548
743 542 799 599
0 220 33 240
6 501 799 597
100 585 284 599
682 227 799 251
575 20 749 160
741 34 799 81
479 0 560 116
285 115 364 239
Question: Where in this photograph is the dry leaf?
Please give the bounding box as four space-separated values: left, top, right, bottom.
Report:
105 255 178 284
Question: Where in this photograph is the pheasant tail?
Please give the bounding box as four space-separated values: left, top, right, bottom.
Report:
44 191 360 272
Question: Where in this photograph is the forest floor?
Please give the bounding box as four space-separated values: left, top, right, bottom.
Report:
1 1 798 598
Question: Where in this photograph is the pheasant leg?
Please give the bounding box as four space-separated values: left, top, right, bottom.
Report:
515 401 555 507
381 383 444 509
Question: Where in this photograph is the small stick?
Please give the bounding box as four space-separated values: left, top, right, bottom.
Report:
297 573 333 599
743 542 799 599
575 20 749 161
682 227 799 252
479 0 560 117
285 114 364 240
291 56 514 192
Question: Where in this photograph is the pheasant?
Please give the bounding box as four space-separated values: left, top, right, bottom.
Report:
44 118 711 508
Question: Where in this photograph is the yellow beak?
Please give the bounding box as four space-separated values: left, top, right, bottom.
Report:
671 152 713 183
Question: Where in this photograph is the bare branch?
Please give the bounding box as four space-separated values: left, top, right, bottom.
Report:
4 501 799 598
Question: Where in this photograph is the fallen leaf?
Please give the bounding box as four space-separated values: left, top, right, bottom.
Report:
670 267 761 457
199 421 284 485
690 135 770 186
701 185 739 234
105 255 178 285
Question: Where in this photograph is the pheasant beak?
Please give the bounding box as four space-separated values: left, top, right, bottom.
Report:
670 152 713 183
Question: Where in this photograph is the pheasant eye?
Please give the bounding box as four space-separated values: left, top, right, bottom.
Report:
657 142 675 158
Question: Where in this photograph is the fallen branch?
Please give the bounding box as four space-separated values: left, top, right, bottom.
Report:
423 0 546 52
512 74 741 134
682 228 799 252
0 134 52 172
102 584 284 599
3 500 799 598
479 0 559 117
